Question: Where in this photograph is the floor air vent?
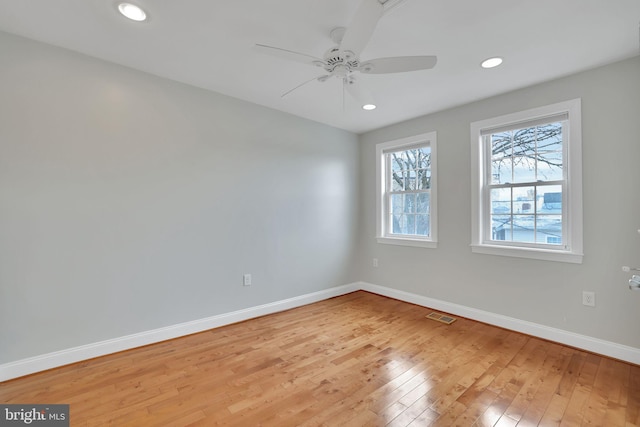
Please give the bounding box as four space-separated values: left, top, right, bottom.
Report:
426 312 457 325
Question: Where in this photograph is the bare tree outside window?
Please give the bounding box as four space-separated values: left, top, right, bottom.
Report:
491 123 563 184
388 147 431 236
487 122 564 245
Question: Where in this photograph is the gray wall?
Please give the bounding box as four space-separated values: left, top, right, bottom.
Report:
2 28 639 367
358 55 640 348
0 32 359 363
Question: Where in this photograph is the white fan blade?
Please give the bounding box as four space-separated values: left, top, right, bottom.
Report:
281 75 330 98
339 0 384 57
344 78 375 106
359 56 437 74
255 44 325 67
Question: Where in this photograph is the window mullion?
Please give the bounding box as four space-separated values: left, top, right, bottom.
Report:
509 187 514 241
483 135 493 243
561 120 570 249
534 125 539 183
385 155 392 235
510 132 515 184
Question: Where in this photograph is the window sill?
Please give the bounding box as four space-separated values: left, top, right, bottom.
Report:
377 236 437 249
471 244 583 264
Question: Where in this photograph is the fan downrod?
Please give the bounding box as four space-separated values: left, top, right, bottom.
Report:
329 27 346 45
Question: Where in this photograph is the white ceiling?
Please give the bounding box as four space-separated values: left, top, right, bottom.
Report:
0 0 638 134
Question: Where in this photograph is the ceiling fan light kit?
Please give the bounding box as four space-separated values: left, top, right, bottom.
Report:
255 0 437 110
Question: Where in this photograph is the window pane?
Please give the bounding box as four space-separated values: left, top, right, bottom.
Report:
417 169 431 189
405 149 417 166
491 132 512 184
513 187 534 214
417 148 431 169
537 185 562 214
536 123 563 182
404 194 416 213
512 215 535 243
491 132 512 157
391 172 403 191
392 214 405 234
416 214 430 236
390 194 403 214
536 123 563 153
406 215 416 235
512 130 536 183
491 215 511 240
391 213 418 235
491 157 512 184
490 188 511 214
391 153 405 172
536 215 562 244
417 192 430 214
405 170 416 190
512 159 536 183
536 150 563 181
512 128 537 156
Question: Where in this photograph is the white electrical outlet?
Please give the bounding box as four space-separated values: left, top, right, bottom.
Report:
582 291 595 307
373 258 379 268
243 274 252 286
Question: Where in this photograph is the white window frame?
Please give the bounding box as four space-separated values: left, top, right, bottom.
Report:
470 99 583 263
376 131 438 248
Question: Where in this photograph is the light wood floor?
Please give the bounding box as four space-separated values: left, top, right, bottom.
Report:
2 291 639 426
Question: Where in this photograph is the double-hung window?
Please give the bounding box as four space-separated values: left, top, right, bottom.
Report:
376 131 437 248
470 99 583 263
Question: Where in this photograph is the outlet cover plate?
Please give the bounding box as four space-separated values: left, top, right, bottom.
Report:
582 291 595 307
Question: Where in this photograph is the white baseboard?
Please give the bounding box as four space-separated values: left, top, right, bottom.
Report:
358 282 640 366
0 283 359 382
2 281 638 382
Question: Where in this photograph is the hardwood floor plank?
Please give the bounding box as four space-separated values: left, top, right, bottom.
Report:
627 365 640 426
406 407 439 426
452 388 498 425
1 291 636 426
538 392 569 426
494 413 519 427
559 382 591 425
515 343 570 425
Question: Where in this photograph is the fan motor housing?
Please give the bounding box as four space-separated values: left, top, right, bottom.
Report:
323 47 360 75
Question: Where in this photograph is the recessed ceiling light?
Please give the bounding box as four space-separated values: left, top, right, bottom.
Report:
118 3 147 22
481 57 503 69
362 104 377 111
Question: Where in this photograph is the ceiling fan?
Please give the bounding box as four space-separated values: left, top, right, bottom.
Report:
255 0 437 108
